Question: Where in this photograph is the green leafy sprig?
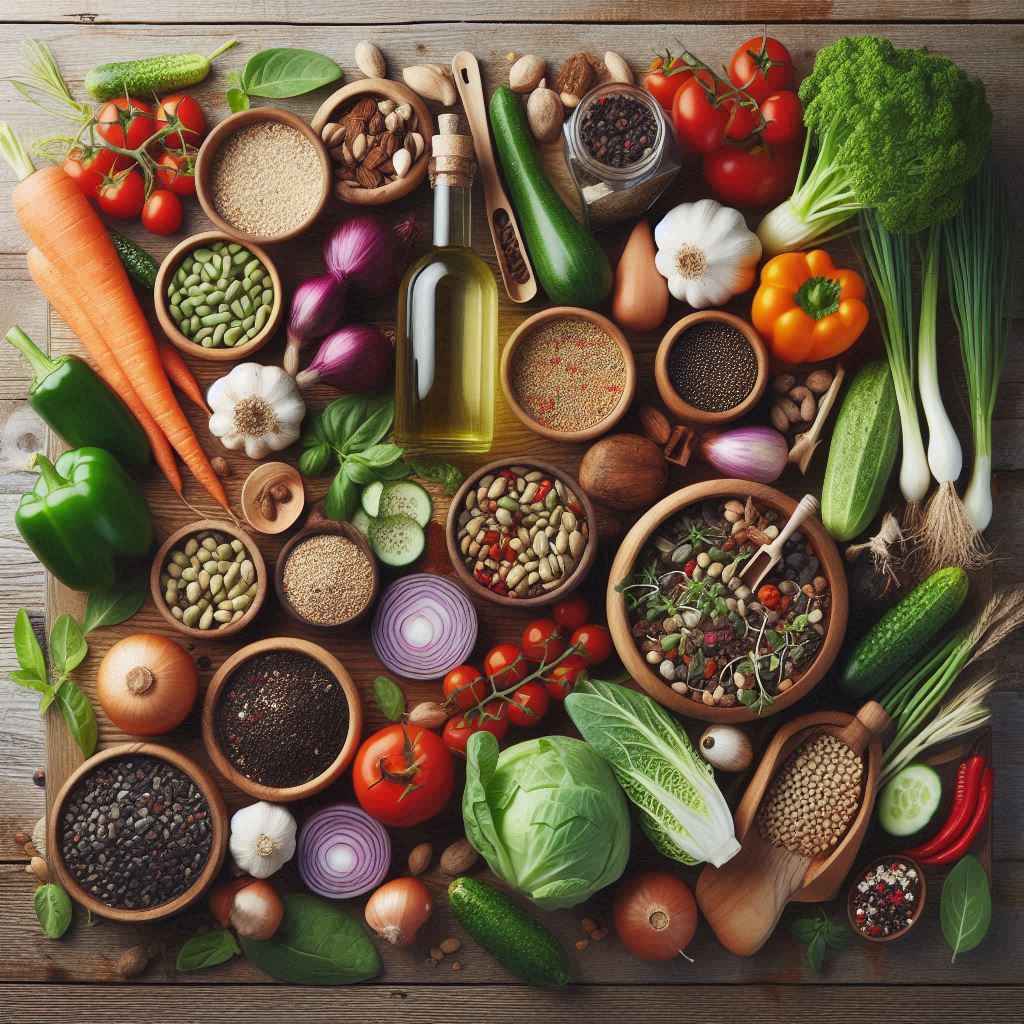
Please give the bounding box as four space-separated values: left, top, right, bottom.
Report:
226 48 344 112
790 910 853 974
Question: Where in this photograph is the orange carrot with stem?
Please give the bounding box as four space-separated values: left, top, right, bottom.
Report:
158 341 211 414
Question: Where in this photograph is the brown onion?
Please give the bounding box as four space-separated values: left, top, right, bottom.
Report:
209 878 284 940
612 871 697 961
364 876 433 948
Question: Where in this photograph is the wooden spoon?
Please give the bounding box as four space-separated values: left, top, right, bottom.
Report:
451 51 537 303
740 492 820 591
789 363 846 474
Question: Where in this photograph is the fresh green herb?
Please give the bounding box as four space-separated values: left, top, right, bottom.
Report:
790 910 852 974
49 613 87 674
225 70 250 113
82 568 149 634
407 458 464 496
229 48 343 110
176 929 241 972
34 883 73 939
941 854 992 962
373 675 406 722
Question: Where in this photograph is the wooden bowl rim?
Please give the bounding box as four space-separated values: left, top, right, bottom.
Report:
654 311 768 426
445 457 598 610
201 636 363 802
240 461 305 535
153 230 284 363
46 742 228 922
195 107 331 244
149 518 268 639
311 79 432 207
847 853 928 942
605 478 848 722
499 306 637 443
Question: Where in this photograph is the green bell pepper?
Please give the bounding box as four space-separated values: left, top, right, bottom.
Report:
16 448 153 592
6 325 150 473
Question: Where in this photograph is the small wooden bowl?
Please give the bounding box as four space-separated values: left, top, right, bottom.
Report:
606 478 848 723
46 742 227 923
201 637 363 802
847 854 927 943
311 79 432 206
154 231 283 363
150 519 268 639
500 306 637 443
654 311 768 426
274 519 380 630
241 462 304 535
446 458 598 610
195 107 331 244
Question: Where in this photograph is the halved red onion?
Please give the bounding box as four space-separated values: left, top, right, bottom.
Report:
371 574 477 680
298 804 391 899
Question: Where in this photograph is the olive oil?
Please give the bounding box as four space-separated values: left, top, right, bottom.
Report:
395 114 497 454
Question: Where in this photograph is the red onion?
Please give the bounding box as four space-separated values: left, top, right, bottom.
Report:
698 426 790 483
324 214 419 297
295 323 394 393
298 804 391 899
372 574 478 680
283 273 347 377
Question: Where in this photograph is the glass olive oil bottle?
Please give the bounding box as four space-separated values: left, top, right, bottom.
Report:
395 114 497 454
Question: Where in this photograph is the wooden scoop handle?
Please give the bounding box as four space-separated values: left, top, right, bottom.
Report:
775 493 820 550
832 700 891 755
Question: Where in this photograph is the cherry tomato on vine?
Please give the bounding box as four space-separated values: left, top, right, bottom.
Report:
571 624 613 666
443 664 488 710
483 643 529 688
95 97 156 151
96 168 145 219
521 618 567 663
643 55 693 110
141 189 183 235
155 147 198 196
702 139 803 208
728 35 796 102
443 701 508 755
723 97 760 141
759 91 803 146
552 594 590 632
672 73 730 154
507 683 551 729
62 146 129 199
155 93 206 148
543 653 588 701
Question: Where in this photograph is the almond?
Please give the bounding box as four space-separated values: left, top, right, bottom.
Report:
527 87 563 143
355 163 383 189
349 96 378 121
603 51 634 84
392 148 412 179
354 40 387 79
440 838 478 875
403 64 457 106
351 132 367 160
509 54 545 93
408 842 433 877
320 121 345 147
368 111 385 135
637 404 672 446
407 700 448 729
362 144 387 170
381 130 402 157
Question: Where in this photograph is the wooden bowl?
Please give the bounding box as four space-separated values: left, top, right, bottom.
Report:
195 107 331 244
654 311 768 426
150 519 268 639
154 231 283 363
274 519 380 630
446 458 598 610
201 637 363 802
241 462 304 534
847 854 927 942
46 742 227 923
500 306 637 442
311 79 432 206
606 478 848 722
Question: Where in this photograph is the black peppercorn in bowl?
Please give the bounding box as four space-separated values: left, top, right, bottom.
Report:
847 854 927 943
47 743 228 923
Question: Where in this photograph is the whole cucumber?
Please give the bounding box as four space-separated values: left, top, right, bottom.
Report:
84 40 237 100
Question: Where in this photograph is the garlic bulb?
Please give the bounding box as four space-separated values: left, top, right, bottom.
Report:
698 724 754 773
229 801 297 878
208 363 305 460
654 199 761 309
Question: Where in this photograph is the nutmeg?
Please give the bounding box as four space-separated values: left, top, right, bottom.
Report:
579 434 668 512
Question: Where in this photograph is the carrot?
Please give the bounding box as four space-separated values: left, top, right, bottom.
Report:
27 247 184 496
158 341 211 414
1 126 229 509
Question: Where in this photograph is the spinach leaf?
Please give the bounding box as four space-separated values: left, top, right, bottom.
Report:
240 893 381 984
941 855 992 962
49 613 87 674
241 48 343 99
373 676 406 722
14 608 46 680
53 677 98 757
82 569 148 633
34 883 72 938
408 457 463 495
177 929 241 972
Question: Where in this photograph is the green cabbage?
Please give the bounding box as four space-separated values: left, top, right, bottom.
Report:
462 732 631 910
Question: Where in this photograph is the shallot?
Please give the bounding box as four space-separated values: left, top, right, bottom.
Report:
364 877 433 947
283 273 347 377
698 426 789 483
294 323 394 393
324 213 419 296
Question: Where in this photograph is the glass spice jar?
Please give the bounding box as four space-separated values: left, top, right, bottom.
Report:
564 82 680 232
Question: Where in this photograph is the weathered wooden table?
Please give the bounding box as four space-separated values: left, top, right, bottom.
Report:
1 3 1021 1020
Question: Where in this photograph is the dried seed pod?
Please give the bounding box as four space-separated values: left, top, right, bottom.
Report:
408 842 433 877
439 838 478 875
527 87 563 143
354 40 387 79
509 54 546 93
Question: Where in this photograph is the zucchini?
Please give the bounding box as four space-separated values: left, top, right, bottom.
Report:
489 87 611 308
821 360 899 541
109 230 159 291
448 876 569 988
841 566 968 698
85 40 237 101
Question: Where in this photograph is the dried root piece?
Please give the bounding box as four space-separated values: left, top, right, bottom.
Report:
846 511 908 591
915 481 991 574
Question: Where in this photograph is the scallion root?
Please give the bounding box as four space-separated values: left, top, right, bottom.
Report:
916 480 990 574
846 511 907 587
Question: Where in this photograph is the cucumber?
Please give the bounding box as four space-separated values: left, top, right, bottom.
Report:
361 480 385 518
371 514 425 567
378 480 432 528
489 87 612 308
84 40 237 100
878 763 942 837
109 230 159 291
841 566 968 698
351 507 374 539
448 877 569 988
821 360 899 542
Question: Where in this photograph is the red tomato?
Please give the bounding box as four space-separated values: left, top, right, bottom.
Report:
571 624 613 666
484 643 529 688
141 189 183 235
644 55 693 110
443 664 488 710
552 594 590 632
728 35 796 101
95 97 156 151
723 98 759 142
702 140 803 208
353 723 455 826
521 618 567 663
155 148 198 196
507 683 550 728
443 701 509 755
96 168 145 219
62 146 128 199
759 91 803 146
543 653 588 701
156 93 206 148
672 73 730 154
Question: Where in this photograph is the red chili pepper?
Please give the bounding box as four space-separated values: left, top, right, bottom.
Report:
489 543 502 561
905 756 986 859
919 766 993 865
534 480 552 501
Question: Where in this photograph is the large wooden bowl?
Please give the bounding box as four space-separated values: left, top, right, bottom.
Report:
201 637 363 802
46 743 228 923
606 478 848 722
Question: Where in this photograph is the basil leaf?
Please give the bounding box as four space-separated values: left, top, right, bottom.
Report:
53 678 98 757
39 688 55 715
941 855 992 962
324 469 359 522
240 893 381 984
8 669 50 695
241 48 343 99
299 442 332 478
177 929 241 972
35 883 72 938
408 458 463 495
789 918 823 945
49 614 87 675
300 410 327 447
226 71 250 112
373 676 406 722
14 608 46 680
82 569 148 634
320 395 367 450
824 920 854 949
340 459 380 486
375 459 411 482
352 443 405 468
343 398 395 454
805 933 826 975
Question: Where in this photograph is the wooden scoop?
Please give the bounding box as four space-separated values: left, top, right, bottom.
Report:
451 51 537 304
696 701 889 957
740 492 820 591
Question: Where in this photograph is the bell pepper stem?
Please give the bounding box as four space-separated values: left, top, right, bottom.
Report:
6 325 58 385
793 275 841 320
29 453 68 490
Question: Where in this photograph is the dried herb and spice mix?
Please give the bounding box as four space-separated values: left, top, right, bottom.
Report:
215 649 348 788
59 755 213 910
509 317 626 433
851 859 921 939
618 495 830 711
579 91 659 168
281 533 375 625
668 321 758 412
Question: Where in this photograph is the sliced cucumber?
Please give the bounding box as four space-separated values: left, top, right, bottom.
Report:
351 507 375 539
371 514 426 567
378 480 433 528
878 763 942 837
361 480 385 518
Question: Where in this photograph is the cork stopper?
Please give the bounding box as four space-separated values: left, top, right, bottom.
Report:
430 113 475 188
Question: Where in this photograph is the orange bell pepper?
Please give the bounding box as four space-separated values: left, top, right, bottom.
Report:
751 249 869 363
